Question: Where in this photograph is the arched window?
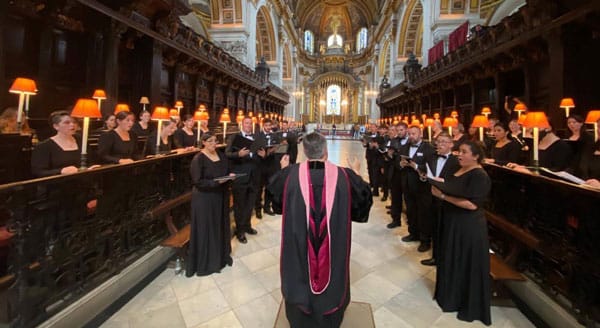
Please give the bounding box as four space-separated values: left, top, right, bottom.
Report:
327 34 343 48
326 85 341 115
356 27 368 52
304 30 314 53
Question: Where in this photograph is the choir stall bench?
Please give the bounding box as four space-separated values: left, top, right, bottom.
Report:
486 210 540 305
148 191 192 275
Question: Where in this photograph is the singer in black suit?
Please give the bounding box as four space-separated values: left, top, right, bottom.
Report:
387 123 409 228
400 125 435 252
363 124 381 196
225 117 264 244
421 132 460 266
279 120 299 164
254 118 280 217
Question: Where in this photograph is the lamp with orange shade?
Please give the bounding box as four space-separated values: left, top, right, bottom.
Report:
151 106 171 154
514 103 527 118
236 110 245 130
585 110 600 142
169 108 179 118
9 77 37 132
471 115 489 142
174 101 184 114
559 98 575 118
139 97 150 111
114 104 130 114
443 117 458 136
410 119 421 129
481 106 491 118
450 110 458 119
193 108 209 144
219 108 231 143
92 89 107 114
424 118 435 142
522 111 550 168
71 98 102 168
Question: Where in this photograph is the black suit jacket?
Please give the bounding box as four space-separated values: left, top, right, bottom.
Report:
225 132 260 186
426 154 460 180
400 141 436 193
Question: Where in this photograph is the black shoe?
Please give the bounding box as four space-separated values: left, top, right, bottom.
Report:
386 210 391 214
381 196 388 202
246 227 258 235
417 243 431 252
236 233 247 244
264 208 275 216
387 221 401 229
255 210 262 219
401 234 418 242
385 205 392 209
420 258 436 266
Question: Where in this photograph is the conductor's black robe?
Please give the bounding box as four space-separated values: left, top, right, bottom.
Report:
269 160 372 327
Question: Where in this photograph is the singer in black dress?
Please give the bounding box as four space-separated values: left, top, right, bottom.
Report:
431 140 492 326
97 111 139 164
31 111 81 177
174 114 198 148
186 133 233 276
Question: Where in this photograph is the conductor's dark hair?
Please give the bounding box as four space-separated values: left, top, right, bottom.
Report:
303 132 327 160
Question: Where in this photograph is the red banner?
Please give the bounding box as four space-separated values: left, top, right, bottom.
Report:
428 40 445 64
449 21 469 53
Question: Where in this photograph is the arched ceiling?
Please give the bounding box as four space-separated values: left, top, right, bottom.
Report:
294 0 380 41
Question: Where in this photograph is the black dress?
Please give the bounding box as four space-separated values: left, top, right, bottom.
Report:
131 122 153 137
490 140 521 165
97 130 139 164
31 138 80 177
144 133 174 156
538 139 572 171
186 151 232 277
174 128 197 148
433 168 492 326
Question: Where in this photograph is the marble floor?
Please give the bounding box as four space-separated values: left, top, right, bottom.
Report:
100 140 535 328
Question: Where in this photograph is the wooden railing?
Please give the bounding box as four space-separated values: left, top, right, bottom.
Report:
0 151 199 327
483 164 600 326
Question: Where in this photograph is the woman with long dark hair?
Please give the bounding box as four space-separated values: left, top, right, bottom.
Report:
97 111 139 164
186 133 234 276
31 111 81 177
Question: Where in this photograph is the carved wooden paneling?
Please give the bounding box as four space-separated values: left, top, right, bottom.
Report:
0 152 196 327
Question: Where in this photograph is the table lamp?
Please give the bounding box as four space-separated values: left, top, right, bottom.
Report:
151 106 170 154
194 105 209 144
92 89 107 113
471 115 489 142
522 111 550 169
514 103 527 118
114 104 130 114
481 106 491 118
236 110 245 130
424 118 434 142
174 101 184 115
219 108 231 143
139 97 150 111
584 110 600 142
71 98 102 168
559 98 575 118
9 77 37 132
443 117 458 136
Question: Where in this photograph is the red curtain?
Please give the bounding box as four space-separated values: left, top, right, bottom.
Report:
449 21 469 52
428 41 445 64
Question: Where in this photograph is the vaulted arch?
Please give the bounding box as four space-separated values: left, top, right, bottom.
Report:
256 6 277 61
397 0 423 58
282 44 292 80
379 39 391 76
210 0 243 25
